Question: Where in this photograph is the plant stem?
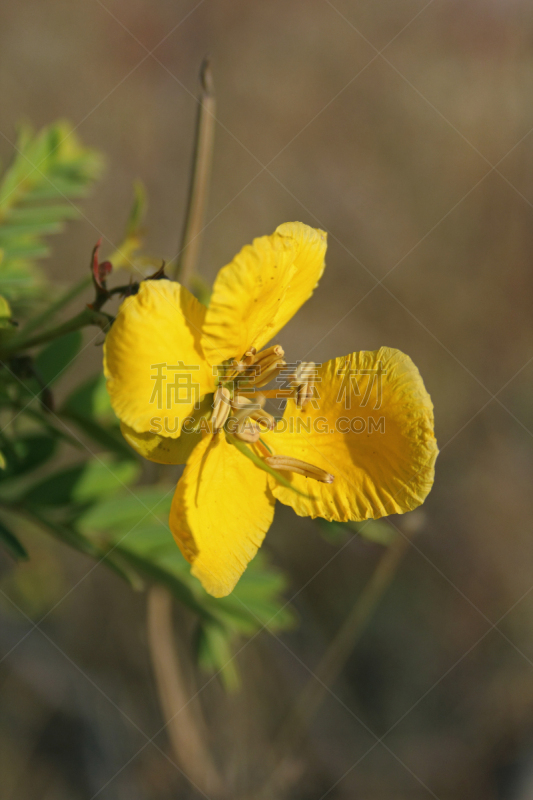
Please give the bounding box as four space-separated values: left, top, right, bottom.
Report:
20 274 92 337
173 58 216 287
146 587 225 797
261 534 411 798
0 307 112 357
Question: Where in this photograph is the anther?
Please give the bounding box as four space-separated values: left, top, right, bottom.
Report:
254 345 284 365
290 362 316 409
264 455 334 483
212 386 231 432
249 408 276 430
232 420 262 443
231 394 265 414
254 359 286 388
242 348 257 366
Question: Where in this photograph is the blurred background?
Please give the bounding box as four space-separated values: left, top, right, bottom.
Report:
2 0 533 798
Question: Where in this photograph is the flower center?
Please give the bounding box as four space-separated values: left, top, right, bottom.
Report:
210 345 333 484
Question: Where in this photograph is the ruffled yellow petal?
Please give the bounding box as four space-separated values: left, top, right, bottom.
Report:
169 433 275 597
201 222 327 365
264 348 438 521
104 280 215 437
120 394 213 464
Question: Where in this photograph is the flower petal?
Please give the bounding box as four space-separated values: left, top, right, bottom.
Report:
120 394 213 464
201 222 327 365
264 348 438 521
104 280 215 437
169 433 275 597
121 422 201 464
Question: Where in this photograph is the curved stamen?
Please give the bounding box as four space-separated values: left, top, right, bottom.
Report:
212 386 231 432
264 455 334 483
290 361 316 410
232 420 262 443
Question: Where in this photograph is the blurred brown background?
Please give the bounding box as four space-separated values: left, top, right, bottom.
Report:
2 0 533 797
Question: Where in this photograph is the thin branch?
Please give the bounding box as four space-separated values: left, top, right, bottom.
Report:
0 307 112 356
173 58 216 287
259 532 413 799
20 274 93 338
146 586 225 798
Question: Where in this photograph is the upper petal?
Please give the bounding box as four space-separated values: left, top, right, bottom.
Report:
104 280 215 437
201 222 327 365
169 433 276 597
263 348 438 521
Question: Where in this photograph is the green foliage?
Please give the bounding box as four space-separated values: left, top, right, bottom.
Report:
77 485 295 688
34 331 83 385
60 372 137 461
0 121 103 308
0 118 295 691
22 457 140 506
319 517 398 547
0 518 28 561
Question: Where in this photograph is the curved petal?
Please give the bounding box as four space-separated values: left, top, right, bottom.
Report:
121 422 201 465
263 348 438 522
169 433 275 597
120 393 213 464
201 222 327 365
104 280 215 437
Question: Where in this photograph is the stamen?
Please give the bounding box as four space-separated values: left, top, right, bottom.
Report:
231 393 265 422
212 386 231 432
254 345 284 367
242 348 256 366
250 408 276 430
264 455 334 483
231 394 265 410
290 361 316 409
253 359 286 388
232 420 262 443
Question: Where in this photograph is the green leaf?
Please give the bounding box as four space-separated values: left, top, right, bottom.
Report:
0 121 103 308
318 518 398 547
350 519 398 546
107 181 146 271
61 373 114 422
24 457 140 506
0 434 57 478
78 487 172 532
78 485 295 640
190 276 212 306
196 622 240 692
0 294 12 319
34 331 83 386
0 518 28 560
24 510 144 590
61 412 135 461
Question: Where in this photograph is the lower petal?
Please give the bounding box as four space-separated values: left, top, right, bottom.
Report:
120 394 213 465
169 433 276 597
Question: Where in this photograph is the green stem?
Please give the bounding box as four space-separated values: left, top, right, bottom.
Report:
20 274 92 337
0 306 112 357
259 535 410 799
173 58 216 287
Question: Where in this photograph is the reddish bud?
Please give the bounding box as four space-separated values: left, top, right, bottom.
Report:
91 239 112 290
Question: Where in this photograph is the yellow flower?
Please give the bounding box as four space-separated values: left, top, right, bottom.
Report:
104 222 438 598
